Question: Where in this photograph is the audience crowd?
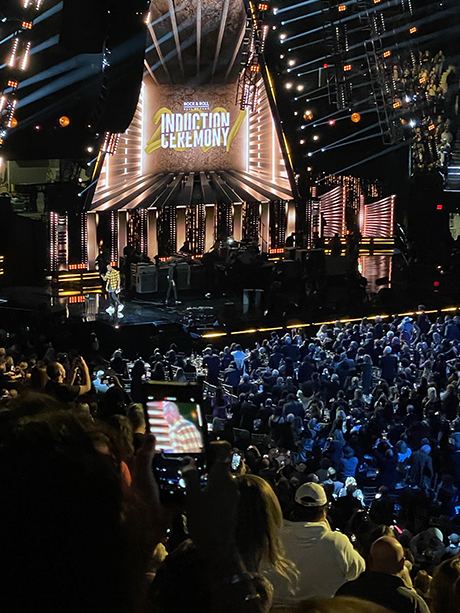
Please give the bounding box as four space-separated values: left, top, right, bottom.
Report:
400 49 459 176
3 304 460 612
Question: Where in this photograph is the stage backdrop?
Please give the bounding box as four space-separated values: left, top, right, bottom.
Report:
142 82 247 174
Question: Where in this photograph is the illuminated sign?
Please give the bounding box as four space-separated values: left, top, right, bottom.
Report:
145 102 246 154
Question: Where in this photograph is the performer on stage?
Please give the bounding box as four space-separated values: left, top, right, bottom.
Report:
165 260 181 305
95 240 110 296
103 264 124 316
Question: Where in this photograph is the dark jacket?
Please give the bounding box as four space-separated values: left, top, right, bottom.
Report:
336 571 430 613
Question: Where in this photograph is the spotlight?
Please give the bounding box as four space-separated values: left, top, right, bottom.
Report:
59 116 70 127
296 84 304 91
285 82 293 89
300 139 305 144
307 167 312 171
294 111 298 116
34 125 41 131
351 113 361 123
280 54 284 59
308 152 313 157
409 120 416 128
303 110 313 120
10 118 18 128
328 120 335 126
280 33 287 41
288 59 296 67
313 134 320 141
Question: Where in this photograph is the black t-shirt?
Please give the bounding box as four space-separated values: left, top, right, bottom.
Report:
45 380 80 404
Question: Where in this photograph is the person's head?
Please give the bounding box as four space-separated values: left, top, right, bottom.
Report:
107 264 113 272
369 536 405 576
46 361 66 382
292 482 328 522
126 403 146 433
430 558 460 613
0 406 137 612
163 401 180 425
235 474 297 584
273 597 393 613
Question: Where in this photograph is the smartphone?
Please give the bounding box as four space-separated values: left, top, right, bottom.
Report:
144 381 207 500
231 452 242 472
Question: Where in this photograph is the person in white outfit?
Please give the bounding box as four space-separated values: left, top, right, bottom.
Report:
267 482 365 604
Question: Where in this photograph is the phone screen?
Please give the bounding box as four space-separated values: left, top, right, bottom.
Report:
146 398 204 454
144 381 206 495
231 452 242 471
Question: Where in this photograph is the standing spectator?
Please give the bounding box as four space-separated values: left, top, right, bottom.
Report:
269 482 365 602
336 536 430 613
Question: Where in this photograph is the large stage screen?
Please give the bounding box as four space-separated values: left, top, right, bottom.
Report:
143 82 247 174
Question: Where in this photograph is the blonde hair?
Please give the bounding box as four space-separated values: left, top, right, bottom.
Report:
430 558 460 613
272 597 393 613
235 474 298 586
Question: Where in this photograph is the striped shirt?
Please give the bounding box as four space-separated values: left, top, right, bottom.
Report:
169 417 203 453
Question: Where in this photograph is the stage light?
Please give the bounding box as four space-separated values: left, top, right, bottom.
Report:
280 33 287 41
258 3 269 9
338 4 347 11
428 124 435 131
307 166 312 171
294 111 298 116
273 7 278 14
405 95 411 102
288 59 296 66
303 110 313 120
86 146 94 153
34 124 41 130
280 54 284 59
383 51 391 58
351 113 361 123
344 64 352 72
409 120 416 128
308 152 313 157
59 115 70 127
285 82 293 89
7 80 19 89
22 21 33 29
329 120 335 125
323 63 329 68
313 134 320 141
437 204 443 210
410 27 417 34
10 118 18 128
296 84 304 91
300 139 305 144
393 101 401 108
